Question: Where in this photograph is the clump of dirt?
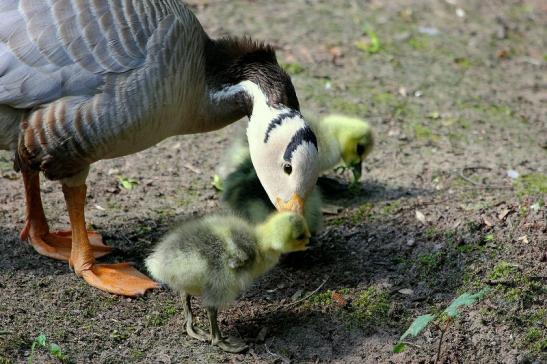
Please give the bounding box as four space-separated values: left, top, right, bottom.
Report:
1 1 546 363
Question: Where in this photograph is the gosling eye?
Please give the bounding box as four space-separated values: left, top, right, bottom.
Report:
295 233 306 240
356 143 365 156
283 163 293 175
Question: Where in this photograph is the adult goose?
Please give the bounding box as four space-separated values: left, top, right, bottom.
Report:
0 0 319 296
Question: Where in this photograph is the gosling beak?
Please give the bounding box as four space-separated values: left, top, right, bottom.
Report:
275 194 305 214
350 160 362 184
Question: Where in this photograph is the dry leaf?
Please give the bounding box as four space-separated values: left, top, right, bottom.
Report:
415 210 426 223
517 235 529 244
497 208 510 220
482 216 494 227
322 204 342 215
328 46 343 58
331 291 348 307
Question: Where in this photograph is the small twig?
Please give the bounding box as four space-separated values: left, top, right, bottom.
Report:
458 168 511 189
282 277 329 309
485 279 516 287
0 331 12 335
183 163 202 174
435 320 450 364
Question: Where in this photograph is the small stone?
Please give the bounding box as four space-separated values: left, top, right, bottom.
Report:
507 169 519 179
398 288 414 295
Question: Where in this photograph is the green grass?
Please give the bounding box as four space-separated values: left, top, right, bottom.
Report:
351 203 374 224
418 252 444 276
515 174 547 198
345 287 391 330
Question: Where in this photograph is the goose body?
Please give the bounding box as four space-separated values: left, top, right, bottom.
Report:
146 211 310 353
1 1 320 296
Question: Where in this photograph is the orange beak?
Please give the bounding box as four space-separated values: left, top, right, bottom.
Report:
275 194 305 214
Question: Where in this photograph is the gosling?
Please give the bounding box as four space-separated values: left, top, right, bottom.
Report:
145 212 310 353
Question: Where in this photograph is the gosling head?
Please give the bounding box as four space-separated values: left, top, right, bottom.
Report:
325 114 374 182
259 212 311 253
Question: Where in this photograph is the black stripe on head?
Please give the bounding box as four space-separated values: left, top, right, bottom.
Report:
283 126 318 162
263 109 301 143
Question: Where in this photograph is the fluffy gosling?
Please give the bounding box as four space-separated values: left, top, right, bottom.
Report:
145 212 310 353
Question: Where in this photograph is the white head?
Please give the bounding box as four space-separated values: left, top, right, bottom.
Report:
205 37 320 214
242 82 320 214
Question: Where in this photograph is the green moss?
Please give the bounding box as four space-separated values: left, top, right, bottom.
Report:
147 302 178 327
351 203 374 223
425 227 439 239
418 252 444 276
411 123 438 142
408 35 430 50
381 200 401 215
372 92 397 106
282 62 304 75
0 156 13 172
131 350 145 359
346 287 390 330
454 57 472 70
307 290 334 306
109 330 129 342
488 262 544 304
524 327 547 353
0 356 13 364
327 218 344 226
514 174 547 198
489 261 517 280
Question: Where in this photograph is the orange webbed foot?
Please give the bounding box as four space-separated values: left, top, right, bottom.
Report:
79 263 159 297
22 227 112 261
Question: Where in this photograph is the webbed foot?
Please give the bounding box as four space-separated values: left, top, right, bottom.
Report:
77 263 158 297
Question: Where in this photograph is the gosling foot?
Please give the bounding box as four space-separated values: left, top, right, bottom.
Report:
213 336 249 353
186 323 209 342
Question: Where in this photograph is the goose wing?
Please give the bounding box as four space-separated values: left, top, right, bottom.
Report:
0 0 171 108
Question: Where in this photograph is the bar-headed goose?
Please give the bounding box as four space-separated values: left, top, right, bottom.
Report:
0 1 319 296
218 114 374 231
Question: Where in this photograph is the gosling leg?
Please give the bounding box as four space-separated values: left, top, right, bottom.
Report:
182 293 208 341
206 307 248 353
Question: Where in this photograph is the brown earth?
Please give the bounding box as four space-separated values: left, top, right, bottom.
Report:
1 0 546 363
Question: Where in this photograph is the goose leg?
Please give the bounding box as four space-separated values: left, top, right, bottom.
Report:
20 169 111 261
207 307 248 353
63 184 158 297
182 293 209 341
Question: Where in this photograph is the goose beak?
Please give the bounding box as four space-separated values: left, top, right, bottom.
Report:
275 194 305 214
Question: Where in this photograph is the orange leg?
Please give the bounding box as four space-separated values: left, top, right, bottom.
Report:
63 184 159 297
20 169 111 261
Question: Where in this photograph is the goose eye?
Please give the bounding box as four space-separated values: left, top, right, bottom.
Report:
283 163 293 175
356 143 365 156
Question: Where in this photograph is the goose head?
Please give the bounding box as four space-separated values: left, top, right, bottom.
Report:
206 38 320 214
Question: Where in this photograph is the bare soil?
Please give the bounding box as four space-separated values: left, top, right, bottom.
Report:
1 1 546 363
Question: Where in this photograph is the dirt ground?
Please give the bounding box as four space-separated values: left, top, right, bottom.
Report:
1 0 546 363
